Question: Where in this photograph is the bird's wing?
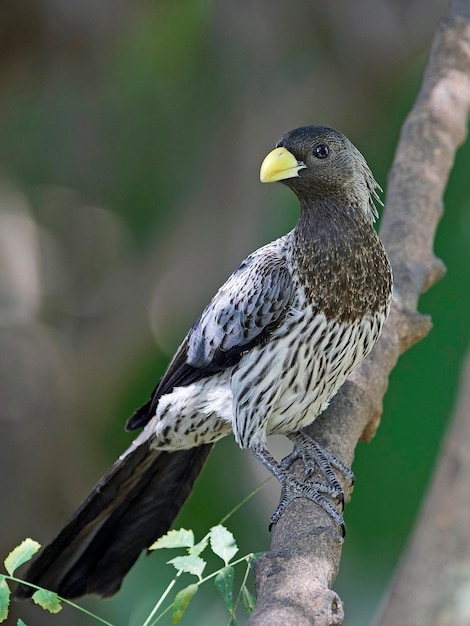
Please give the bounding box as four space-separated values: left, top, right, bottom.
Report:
187 247 293 367
126 243 293 430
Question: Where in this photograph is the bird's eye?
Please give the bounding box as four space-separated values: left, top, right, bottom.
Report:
312 144 329 159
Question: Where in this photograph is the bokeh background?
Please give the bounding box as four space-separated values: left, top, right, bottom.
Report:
1 1 469 624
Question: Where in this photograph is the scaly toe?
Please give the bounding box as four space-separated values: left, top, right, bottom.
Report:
269 475 345 532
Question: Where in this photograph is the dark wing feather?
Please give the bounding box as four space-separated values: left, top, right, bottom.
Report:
187 250 292 366
127 246 293 430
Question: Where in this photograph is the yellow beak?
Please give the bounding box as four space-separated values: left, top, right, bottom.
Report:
259 147 306 183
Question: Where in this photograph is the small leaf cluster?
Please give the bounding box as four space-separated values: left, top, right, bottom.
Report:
148 525 256 625
1 528 257 626
1 539 63 623
1 538 112 626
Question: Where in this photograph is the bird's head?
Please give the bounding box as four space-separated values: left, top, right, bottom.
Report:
260 125 381 222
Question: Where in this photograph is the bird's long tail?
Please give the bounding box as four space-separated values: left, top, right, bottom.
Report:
15 441 212 599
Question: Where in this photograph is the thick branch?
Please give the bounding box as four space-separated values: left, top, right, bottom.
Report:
248 3 470 625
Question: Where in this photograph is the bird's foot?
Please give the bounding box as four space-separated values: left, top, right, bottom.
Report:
279 447 303 471
269 474 346 536
281 430 354 510
252 447 346 535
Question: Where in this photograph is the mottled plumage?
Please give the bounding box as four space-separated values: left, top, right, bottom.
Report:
17 125 392 600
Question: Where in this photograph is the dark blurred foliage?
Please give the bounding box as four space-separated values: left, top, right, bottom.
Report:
1 1 468 624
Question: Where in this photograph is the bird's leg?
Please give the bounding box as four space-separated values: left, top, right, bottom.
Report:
281 430 354 510
279 446 303 471
282 430 354 481
251 447 346 535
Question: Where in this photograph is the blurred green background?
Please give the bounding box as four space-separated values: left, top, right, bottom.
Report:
1 1 469 624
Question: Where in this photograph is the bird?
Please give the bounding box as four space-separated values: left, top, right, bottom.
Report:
16 125 392 601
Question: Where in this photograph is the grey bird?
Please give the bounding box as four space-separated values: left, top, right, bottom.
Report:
16 125 392 600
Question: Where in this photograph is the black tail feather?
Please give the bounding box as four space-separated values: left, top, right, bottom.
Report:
15 442 212 599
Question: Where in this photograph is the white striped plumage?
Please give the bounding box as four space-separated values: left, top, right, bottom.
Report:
143 224 390 455
18 125 393 600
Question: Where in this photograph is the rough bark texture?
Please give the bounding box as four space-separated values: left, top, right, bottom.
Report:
248 2 470 625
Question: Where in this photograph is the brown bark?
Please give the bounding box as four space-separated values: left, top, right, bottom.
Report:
248 2 470 625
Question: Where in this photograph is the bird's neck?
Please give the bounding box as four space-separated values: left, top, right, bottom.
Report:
291 199 391 323
295 196 368 241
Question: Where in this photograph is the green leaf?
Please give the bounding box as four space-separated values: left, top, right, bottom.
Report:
188 537 208 557
214 566 234 613
149 529 194 551
209 526 238 565
241 585 256 614
167 555 206 579
32 589 62 614
17 620 27 626
171 583 198 625
4 539 41 576
0 576 10 623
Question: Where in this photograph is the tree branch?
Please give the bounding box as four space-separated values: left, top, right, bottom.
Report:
248 3 470 625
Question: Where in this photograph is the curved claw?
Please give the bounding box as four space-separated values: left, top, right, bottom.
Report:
338 490 345 512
